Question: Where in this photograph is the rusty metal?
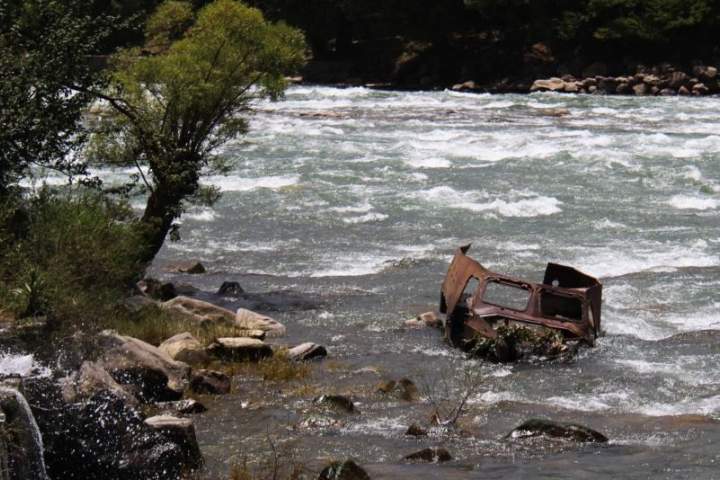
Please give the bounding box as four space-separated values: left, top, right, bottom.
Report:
440 244 602 348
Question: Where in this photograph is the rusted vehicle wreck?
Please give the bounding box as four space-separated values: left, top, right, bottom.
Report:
440 245 602 361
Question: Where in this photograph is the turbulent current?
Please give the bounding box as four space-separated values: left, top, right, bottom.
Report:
123 87 720 477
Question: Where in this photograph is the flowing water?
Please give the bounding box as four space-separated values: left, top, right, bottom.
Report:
134 87 718 478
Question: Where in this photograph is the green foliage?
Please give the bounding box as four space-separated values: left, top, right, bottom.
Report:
145 1 195 53
0 0 113 193
0 190 143 331
91 0 307 263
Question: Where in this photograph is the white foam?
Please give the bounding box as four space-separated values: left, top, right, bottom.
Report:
0 353 48 377
205 174 300 192
342 212 388 224
182 208 217 222
667 195 718 210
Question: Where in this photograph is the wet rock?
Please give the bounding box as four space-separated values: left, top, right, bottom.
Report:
217 281 244 296
24 378 187 480
536 107 570 117
507 418 608 443
288 342 327 361
0 386 49 480
155 399 207 414
404 311 442 328
162 296 236 326
615 82 631 94
405 423 428 437
145 415 203 470
404 447 452 463
315 395 358 414
659 88 676 96
62 361 137 406
377 378 418 401
563 81 579 93
318 459 370 480
678 85 691 95
169 261 206 274
97 330 190 402
159 332 209 365
235 308 286 337
189 369 231 395
207 338 273 362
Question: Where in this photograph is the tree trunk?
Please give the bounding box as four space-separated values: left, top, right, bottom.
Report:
138 185 182 267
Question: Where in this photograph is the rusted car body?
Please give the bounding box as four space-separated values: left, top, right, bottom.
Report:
440 245 602 348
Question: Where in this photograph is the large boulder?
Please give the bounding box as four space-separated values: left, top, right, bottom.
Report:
145 415 202 470
669 71 689 89
235 309 286 337
23 378 189 480
161 296 235 327
506 418 608 443
97 331 190 402
207 338 273 362
159 333 209 365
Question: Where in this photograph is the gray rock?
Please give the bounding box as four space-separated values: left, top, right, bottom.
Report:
235 308 286 337
97 330 190 402
669 71 689 89
288 342 328 361
159 332 209 365
207 338 273 362
659 88 676 96
692 82 709 95
632 83 648 96
62 361 138 406
162 296 236 327
404 447 452 463
170 261 206 274
506 418 608 443
145 415 203 469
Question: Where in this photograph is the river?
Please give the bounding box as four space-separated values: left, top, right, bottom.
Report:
141 86 720 478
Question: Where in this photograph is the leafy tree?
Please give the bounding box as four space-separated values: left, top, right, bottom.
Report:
0 0 112 195
90 0 306 264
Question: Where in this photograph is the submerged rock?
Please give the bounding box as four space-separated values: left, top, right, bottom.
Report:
507 418 608 443
97 331 190 402
315 395 358 414
288 342 327 361
318 459 371 480
235 308 286 337
405 423 428 437
217 281 244 296
159 332 209 365
207 338 273 362
189 369 231 395
404 447 452 463
404 311 442 329
377 378 418 401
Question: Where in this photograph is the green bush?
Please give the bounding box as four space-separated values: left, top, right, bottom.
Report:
0 189 144 332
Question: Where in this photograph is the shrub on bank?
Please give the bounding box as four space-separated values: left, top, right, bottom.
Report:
0 189 143 333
